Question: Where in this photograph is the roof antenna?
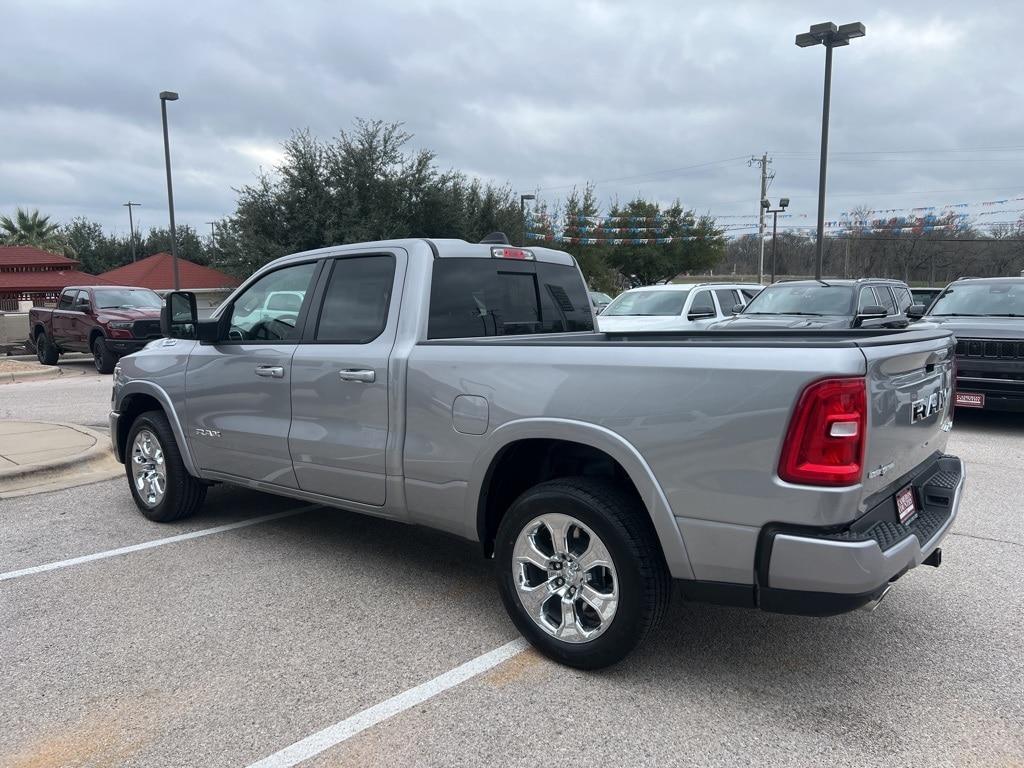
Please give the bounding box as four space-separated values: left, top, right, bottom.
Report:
480 231 510 245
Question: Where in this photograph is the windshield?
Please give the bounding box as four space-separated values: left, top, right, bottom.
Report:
94 288 162 309
602 289 688 317
928 282 1024 316
741 284 854 316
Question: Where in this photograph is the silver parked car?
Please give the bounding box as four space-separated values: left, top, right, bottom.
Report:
596 282 761 332
110 238 963 668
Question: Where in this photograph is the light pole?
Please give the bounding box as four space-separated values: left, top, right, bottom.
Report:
796 21 865 280
206 221 217 267
123 201 141 262
520 194 536 246
159 90 181 290
765 198 789 283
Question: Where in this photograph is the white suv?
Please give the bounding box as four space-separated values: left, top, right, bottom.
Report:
596 282 761 332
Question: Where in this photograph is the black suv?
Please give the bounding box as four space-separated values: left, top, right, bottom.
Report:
711 278 925 330
925 277 1024 412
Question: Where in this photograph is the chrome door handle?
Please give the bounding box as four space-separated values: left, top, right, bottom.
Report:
339 369 376 383
255 365 285 378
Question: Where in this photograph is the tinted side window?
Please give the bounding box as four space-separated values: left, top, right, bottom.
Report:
428 259 593 339
57 291 75 311
874 286 897 314
690 290 715 314
714 289 740 313
858 287 878 311
894 287 913 312
227 262 317 341
315 256 396 343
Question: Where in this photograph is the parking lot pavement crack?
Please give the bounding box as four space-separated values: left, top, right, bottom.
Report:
948 531 1023 548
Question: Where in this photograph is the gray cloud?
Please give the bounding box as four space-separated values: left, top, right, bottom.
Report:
3 0 1022 240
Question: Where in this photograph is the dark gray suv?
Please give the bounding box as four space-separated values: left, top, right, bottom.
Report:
711 278 925 330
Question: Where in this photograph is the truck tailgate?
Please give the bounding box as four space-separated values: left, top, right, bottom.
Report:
860 333 955 498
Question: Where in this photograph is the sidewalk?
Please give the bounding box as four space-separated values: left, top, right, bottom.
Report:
0 421 121 498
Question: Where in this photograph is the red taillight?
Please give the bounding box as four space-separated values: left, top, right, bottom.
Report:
778 377 867 486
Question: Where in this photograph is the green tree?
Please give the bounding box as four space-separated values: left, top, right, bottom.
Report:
1 208 73 255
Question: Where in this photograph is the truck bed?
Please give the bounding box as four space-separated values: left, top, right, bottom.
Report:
419 327 953 348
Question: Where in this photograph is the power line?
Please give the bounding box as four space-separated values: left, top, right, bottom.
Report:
533 155 750 192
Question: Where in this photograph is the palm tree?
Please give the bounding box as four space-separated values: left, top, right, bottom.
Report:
0 208 74 256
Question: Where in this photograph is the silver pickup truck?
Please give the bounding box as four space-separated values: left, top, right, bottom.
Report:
109 237 965 668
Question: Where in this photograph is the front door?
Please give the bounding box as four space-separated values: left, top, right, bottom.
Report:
288 251 403 506
185 260 319 487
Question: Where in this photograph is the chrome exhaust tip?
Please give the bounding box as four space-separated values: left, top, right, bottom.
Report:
861 584 893 613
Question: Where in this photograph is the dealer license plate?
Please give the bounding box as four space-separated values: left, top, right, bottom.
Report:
896 485 918 525
955 391 985 408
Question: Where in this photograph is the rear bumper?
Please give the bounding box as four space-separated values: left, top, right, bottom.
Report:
759 454 964 614
677 453 965 616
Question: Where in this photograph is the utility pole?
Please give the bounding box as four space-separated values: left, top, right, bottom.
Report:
750 154 772 284
123 201 141 262
206 221 217 267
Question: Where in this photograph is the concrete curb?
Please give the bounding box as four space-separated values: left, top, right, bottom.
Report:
0 367 63 385
4 353 91 362
0 422 122 498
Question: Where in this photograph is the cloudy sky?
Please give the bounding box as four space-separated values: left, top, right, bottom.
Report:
4 0 1024 240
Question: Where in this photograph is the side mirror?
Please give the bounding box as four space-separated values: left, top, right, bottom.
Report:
906 303 926 320
854 305 887 327
687 309 716 320
731 303 745 315
161 291 198 339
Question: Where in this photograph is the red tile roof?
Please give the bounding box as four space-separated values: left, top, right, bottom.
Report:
0 245 80 269
99 252 241 290
0 269 117 297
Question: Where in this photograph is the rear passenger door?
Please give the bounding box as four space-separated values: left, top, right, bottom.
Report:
50 290 78 347
686 289 719 328
288 250 405 507
714 288 742 316
872 285 907 328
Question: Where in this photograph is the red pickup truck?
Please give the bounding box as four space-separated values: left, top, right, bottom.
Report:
29 285 164 373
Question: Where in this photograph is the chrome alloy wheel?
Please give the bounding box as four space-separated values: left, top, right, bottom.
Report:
512 513 619 643
131 429 166 508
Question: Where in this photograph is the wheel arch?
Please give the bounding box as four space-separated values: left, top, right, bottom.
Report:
89 327 105 347
116 381 199 477
470 419 694 579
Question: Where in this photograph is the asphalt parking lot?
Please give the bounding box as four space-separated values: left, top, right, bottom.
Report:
1 377 1022 766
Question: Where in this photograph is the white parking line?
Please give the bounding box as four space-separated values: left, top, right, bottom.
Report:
0 506 317 582
246 638 529 768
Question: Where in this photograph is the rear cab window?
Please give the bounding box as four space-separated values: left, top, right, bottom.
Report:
428 258 594 339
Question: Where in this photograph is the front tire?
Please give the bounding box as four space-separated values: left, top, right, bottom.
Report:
92 336 117 374
125 411 206 522
36 332 59 365
495 477 671 670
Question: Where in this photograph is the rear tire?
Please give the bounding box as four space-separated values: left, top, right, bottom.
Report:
495 477 671 670
36 332 59 365
125 410 206 522
92 336 117 374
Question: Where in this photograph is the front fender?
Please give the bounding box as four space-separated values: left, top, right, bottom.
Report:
116 379 199 477
465 417 695 580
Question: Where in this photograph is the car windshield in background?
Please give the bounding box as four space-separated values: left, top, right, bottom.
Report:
94 288 162 309
602 290 688 317
590 292 612 304
742 284 854 316
929 282 1024 316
